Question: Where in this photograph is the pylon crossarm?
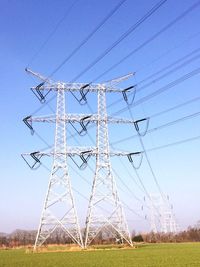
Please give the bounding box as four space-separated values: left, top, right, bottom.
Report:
31 86 134 93
104 72 135 87
22 148 142 157
25 68 54 84
31 82 136 93
26 68 134 88
24 114 137 124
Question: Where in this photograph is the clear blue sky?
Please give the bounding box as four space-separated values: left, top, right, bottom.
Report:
0 0 200 233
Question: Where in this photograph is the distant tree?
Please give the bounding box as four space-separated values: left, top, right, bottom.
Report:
131 230 136 239
194 220 200 230
133 235 143 242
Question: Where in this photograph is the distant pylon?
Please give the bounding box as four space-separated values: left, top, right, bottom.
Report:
84 85 133 247
149 194 178 234
34 84 83 249
150 195 158 233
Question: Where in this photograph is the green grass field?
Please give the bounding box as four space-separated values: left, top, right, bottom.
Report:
0 243 200 267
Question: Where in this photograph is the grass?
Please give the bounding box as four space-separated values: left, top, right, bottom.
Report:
0 243 200 267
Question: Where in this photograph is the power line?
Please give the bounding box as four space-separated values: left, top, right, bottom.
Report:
28 0 127 112
136 54 200 94
150 95 200 119
27 0 80 67
31 105 147 213
25 90 172 225
67 120 156 214
131 168 162 219
25 99 151 223
113 66 200 116
93 0 200 82
112 110 200 146
149 111 200 132
29 45 200 119
129 109 175 230
27 0 167 116
107 50 200 111
31 122 159 218
70 123 148 209
127 105 165 200
29 78 200 161
40 157 148 222
27 1 200 121
112 168 144 204
121 133 200 221
39 160 110 214
23 1 200 237
135 30 200 74
68 160 147 221
145 134 200 153
70 0 168 82
115 158 163 218
137 47 200 86
114 155 146 194
49 0 127 78
111 124 163 218
28 12 200 120
71 153 160 222
31 80 200 153
122 201 147 220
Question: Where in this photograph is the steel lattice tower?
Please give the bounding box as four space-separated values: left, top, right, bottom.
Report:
34 84 83 249
84 85 132 247
149 194 178 234
22 69 138 249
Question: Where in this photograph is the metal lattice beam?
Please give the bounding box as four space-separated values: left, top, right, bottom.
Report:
24 114 137 124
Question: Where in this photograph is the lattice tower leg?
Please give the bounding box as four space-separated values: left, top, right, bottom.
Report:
34 84 83 250
84 85 132 247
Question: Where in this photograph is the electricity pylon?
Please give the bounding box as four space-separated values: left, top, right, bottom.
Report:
149 194 178 233
22 69 140 248
84 85 132 247
34 84 84 249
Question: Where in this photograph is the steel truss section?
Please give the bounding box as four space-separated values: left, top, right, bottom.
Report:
26 68 135 92
22 148 140 157
23 114 137 124
84 85 132 247
34 84 83 250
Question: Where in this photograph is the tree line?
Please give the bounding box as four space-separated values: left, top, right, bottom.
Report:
1 226 200 248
